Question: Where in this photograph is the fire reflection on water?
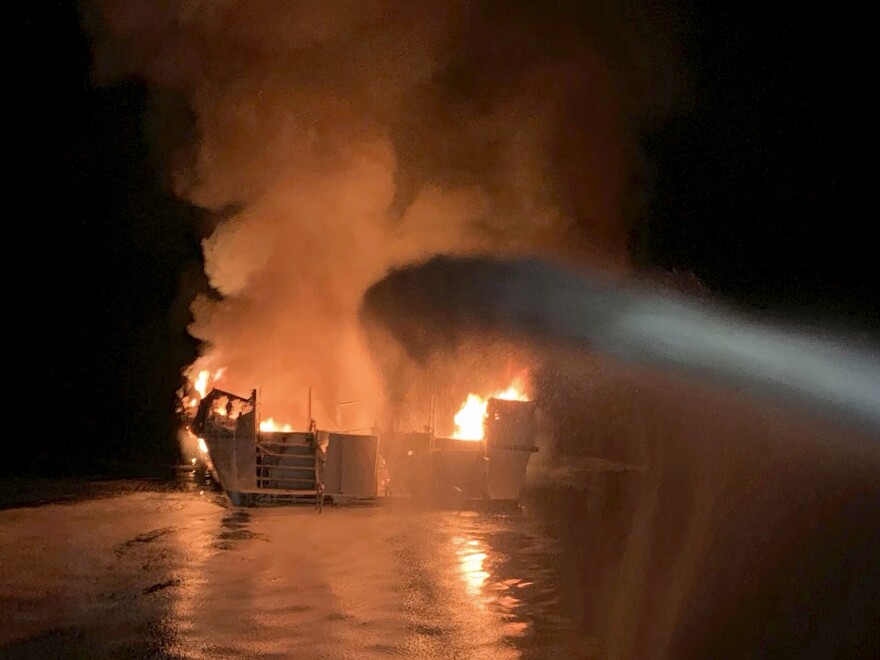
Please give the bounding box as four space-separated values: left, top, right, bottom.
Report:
455 538 490 599
1 479 576 659
452 533 535 646
447 512 566 650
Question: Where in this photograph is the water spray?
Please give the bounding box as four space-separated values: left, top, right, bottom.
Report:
362 255 880 436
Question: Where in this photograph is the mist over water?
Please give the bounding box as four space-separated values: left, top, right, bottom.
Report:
362 255 880 437
526 376 879 659
363 254 880 658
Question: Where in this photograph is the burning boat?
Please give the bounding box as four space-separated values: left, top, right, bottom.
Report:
190 388 379 509
380 390 540 510
184 377 539 510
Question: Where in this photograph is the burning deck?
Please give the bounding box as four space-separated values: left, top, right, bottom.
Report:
188 388 378 510
381 397 539 510
182 381 539 511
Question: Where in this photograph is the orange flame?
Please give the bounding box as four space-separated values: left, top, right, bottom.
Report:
260 417 293 433
193 370 210 398
451 376 529 440
190 368 226 400
212 395 229 417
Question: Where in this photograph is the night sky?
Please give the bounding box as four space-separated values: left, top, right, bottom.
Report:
13 2 877 477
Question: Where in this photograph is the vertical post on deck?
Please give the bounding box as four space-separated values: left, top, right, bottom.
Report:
429 395 435 451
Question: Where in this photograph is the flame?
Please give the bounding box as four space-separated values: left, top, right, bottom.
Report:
193 370 210 398
190 368 226 401
179 367 228 426
197 437 208 454
453 394 489 440
210 397 251 421
451 376 529 440
260 417 293 433
212 395 229 417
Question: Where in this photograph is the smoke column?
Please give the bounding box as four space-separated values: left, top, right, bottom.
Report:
85 0 683 428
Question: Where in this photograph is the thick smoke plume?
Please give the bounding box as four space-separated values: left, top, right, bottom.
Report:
86 1 682 428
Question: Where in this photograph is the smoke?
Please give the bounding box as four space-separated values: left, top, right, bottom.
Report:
85 0 685 428
80 6 880 655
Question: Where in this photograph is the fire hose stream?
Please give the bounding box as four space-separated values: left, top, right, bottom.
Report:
361 255 880 438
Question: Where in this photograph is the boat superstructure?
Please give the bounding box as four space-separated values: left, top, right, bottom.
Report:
189 387 538 510
379 397 539 510
192 388 378 509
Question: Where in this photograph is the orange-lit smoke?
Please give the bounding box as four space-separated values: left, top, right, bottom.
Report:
88 1 684 428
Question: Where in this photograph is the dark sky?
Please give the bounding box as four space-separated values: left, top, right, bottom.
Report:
639 4 875 326
12 1 877 476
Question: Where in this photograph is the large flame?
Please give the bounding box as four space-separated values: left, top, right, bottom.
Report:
451 377 529 441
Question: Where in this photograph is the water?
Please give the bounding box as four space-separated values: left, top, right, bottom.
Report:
0 476 583 659
3 435 877 660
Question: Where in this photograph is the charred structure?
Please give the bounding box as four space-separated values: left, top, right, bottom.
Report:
190 387 539 511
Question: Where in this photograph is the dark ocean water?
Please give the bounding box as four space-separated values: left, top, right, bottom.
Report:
2 445 877 660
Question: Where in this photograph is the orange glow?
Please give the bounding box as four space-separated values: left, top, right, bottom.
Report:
453 536 491 600
193 370 210 398
460 550 490 594
212 396 229 416
260 417 293 433
453 394 488 440
191 367 226 401
451 376 529 440
197 437 208 454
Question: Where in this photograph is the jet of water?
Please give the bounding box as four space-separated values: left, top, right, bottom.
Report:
361 254 880 436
